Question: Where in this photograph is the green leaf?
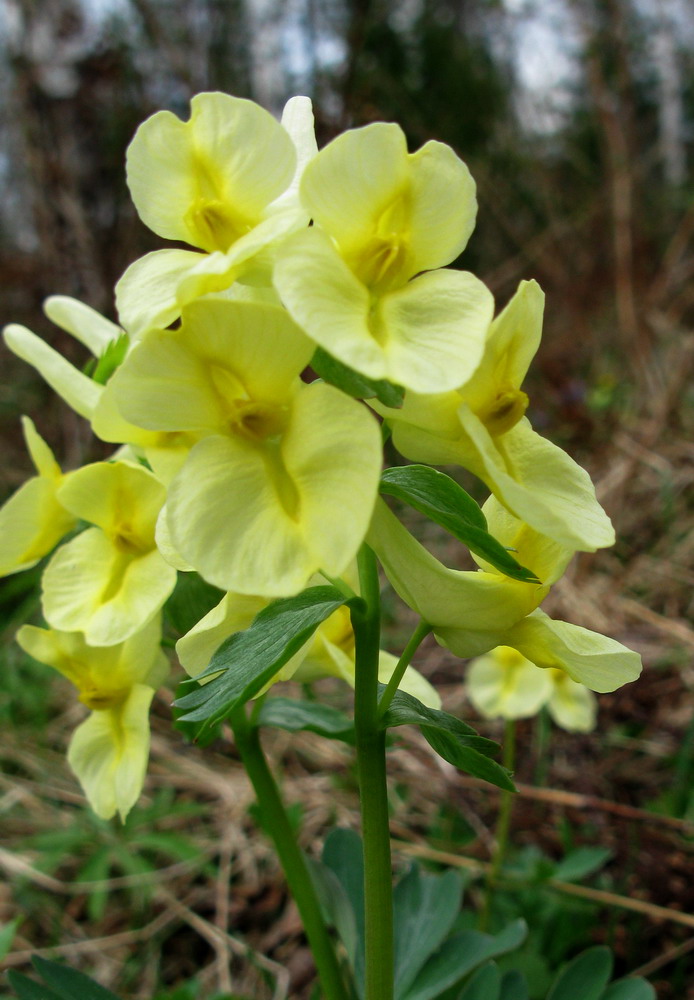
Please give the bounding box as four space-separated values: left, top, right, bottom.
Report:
601 979 656 1000
174 586 349 732
546 947 613 1000
552 847 612 883
322 828 366 994
499 970 529 1000
457 963 501 1000
76 850 112 923
32 957 120 1000
7 971 64 1000
91 333 129 385
172 678 225 746
393 866 465 999
164 572 225 637
379 465 539 583
0 917 21 960
311 346 405 408
382 690 515 792
257 697 355 743
307 856 360 971
402 920 527 1000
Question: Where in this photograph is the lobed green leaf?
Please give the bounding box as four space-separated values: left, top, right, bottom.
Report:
174 586 350 733
381 689 515 792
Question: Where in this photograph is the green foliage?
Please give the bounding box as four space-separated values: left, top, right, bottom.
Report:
546 947 612 1000
393 866 465 998
9 955 120 1000
90 334 130 386
164 572 225 639
0 918 21 960
379 465 539 583
257 696 355 743
174 586 352 733
19 788 209 923
381 688 514 791
311 347 405 408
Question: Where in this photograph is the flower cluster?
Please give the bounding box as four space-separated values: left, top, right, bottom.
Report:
1 93 640 819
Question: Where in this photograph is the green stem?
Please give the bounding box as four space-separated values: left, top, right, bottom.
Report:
480 718 517 931
352 544 394 1000
378 619 432 718
230 705 349 1000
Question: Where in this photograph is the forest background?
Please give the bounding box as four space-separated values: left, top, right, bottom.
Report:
1 0 694 998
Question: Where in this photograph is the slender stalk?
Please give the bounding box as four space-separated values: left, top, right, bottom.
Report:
479 718 517 931
378 619 432 718
230 705 349 1000
352 544 394 1000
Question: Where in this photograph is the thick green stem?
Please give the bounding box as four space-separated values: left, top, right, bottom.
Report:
378 619 432 717
352 544 394 1000
480 718 517 931
230 706 349 1000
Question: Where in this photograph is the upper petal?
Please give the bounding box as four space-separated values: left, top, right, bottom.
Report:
126 92 296 250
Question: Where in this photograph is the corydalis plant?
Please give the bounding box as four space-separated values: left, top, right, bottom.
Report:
1 92 643 1000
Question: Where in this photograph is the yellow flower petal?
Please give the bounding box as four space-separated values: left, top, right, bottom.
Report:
406 139 477 272
504 609 642 693
467 646 553 720
300 122 409 257
16 615 166 696
3 323 102 419
167 383 380 595
275 230 493 391
126 92 295 252
457 279 544 414
475 494 575 586
546 669 597 732
115 249 206 339
110 298 313 436
375 268 493 392
68 683 155 821
0 477 76 576
21 416 61 480
0 419 76 576
43 295 122 356
57 461 166 549
42 527 176 645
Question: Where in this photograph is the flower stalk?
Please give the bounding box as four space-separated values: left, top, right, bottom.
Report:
353 544 394 1000
230 704 350 1000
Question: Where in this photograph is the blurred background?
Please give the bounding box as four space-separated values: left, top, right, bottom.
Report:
1 1 694 998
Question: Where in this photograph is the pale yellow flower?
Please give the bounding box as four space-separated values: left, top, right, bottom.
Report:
274 121 493 392
16 617 168 820
0 417 76 576
41 461 177 645
467 646 597 731
108 297 382 596
375 280 614 552
116 93 317 338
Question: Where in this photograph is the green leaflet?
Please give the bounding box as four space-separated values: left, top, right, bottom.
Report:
380 465 539 583
174 586 351 733
312 346 405 407
546 947 613 1000
381 689 515 792
9 957 120 1000
257 697 355 743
